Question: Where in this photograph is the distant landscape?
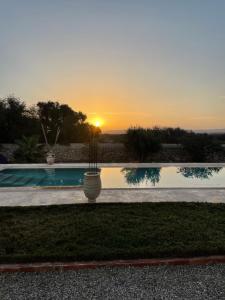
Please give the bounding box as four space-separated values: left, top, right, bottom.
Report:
104 129 225 135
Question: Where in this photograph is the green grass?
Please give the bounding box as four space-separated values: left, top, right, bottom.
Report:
1 202 225 263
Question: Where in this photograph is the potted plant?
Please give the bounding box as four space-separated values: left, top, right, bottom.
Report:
46 150 55 165
83 127 101 202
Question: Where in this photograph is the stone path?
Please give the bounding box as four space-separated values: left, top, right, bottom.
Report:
0 188 225 206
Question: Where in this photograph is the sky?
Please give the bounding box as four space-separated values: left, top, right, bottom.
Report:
1 0 225 131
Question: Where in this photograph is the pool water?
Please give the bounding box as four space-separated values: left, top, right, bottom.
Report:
0 167 225 188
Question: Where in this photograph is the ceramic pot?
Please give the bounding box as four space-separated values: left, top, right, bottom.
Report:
83 172 101 201
46 152 55 165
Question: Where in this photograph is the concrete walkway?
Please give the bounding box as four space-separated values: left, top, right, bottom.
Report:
0 188 225 206
1 264 225 299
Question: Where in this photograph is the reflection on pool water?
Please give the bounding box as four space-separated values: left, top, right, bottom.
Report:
0 167 225 188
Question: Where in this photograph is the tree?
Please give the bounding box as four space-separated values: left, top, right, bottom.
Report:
0 96 39 143
181 133 222 162
59 104 87 143
151 127 188 143
125 127 161 161
37 101 94 144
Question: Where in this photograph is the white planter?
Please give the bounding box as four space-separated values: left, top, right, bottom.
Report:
83 172 101 202
46 152 55 165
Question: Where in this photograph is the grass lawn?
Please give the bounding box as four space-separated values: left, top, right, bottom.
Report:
1 202 225 263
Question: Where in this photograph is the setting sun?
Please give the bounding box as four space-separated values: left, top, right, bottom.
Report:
90 118 104 128
95 120 101 127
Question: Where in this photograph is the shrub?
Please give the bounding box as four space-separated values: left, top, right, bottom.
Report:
125 127 161 161
181 134 222 162
14 136 44 163
150 126 189 143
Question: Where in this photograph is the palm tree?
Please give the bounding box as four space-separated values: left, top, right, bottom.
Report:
14 136 44 163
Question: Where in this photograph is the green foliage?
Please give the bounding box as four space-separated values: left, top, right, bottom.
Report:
99 128 225 144
125 127 161 161
14 136 44 163
0 97 100 144
75 123 101 143
37 101 89 144
37 101 101 144
150 126 189 143
181 134 223 162
0 97 40 143
2 203 225 263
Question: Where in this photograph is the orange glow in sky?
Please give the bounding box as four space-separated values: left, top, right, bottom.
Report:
2 1 225 132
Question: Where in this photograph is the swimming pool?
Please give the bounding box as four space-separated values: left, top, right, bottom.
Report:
0 166 225 188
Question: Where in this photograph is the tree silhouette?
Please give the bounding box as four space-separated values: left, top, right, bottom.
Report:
0 96 39 143
121 168 161 186
177 167 222 179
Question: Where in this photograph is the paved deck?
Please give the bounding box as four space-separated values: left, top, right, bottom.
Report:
1 264 225 299
0 188 225 206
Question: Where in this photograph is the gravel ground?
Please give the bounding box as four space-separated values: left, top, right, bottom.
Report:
1 264 225 300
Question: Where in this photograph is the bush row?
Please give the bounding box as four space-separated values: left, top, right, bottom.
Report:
125 127 224 162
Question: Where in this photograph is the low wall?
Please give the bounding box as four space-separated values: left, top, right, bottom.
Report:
52 143 127 162
0 143 127 163
1 143 225 163
0 144 18 162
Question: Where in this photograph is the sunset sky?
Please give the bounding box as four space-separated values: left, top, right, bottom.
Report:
1 0 225 131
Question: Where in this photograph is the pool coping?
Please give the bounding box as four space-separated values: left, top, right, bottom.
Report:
1 187 225 192
1 255 225 272
1 162 225 171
